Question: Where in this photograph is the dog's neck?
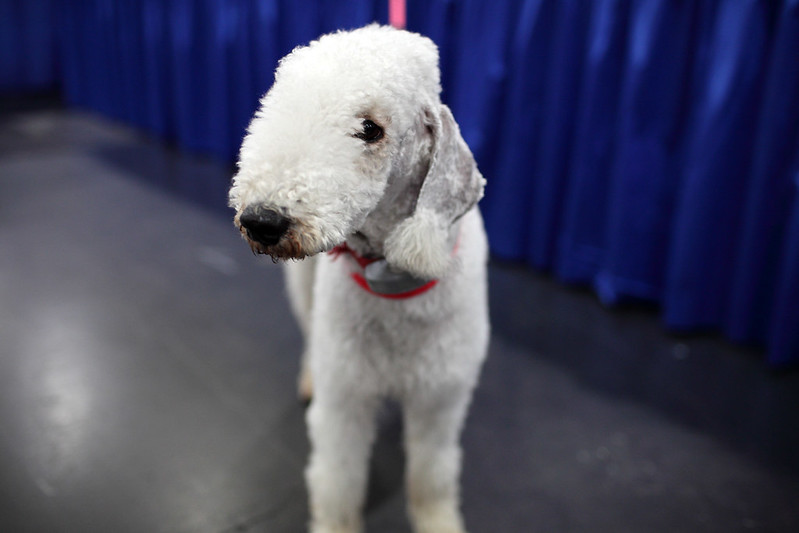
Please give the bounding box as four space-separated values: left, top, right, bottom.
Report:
331 219 461 298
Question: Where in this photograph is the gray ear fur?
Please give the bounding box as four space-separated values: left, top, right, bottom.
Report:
384 104 485 279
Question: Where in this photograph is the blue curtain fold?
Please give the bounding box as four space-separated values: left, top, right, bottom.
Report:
3 0 798 365
593 0 697 304
556 0 632 284
481 0 558 260
745 0 799 365
663 0 777 331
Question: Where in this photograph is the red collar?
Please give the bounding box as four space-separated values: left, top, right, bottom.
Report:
328 243 439 300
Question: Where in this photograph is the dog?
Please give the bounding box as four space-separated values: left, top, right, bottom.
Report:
229 24 489 533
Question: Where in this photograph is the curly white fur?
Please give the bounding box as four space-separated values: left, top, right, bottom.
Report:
384 207 452 279
230 25 489 533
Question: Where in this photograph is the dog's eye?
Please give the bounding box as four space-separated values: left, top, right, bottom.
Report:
356 120 383 143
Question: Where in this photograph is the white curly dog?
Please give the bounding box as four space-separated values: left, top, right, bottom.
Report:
229 25 489 533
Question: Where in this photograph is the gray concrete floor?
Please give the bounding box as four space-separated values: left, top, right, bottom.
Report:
1 106 798 533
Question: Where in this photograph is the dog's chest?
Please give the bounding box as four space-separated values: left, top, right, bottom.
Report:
316 271 453 371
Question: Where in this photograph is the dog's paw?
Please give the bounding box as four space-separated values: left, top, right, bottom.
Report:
309 521 361 533
410 502 467 533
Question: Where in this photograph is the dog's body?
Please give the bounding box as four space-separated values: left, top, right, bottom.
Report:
229 25 489 533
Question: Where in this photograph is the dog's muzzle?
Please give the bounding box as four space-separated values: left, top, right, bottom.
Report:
239 205 290 246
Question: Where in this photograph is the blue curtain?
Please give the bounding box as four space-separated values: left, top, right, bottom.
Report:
56 0 390 158
0 0 58 91
3 0 798 365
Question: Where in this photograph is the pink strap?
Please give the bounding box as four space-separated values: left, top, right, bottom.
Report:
389 0 406 29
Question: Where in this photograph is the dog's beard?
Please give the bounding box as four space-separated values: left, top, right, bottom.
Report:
236 217 336 261
236 226 306 261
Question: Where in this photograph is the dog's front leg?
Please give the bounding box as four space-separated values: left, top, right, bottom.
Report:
305 388 379 533
404 385 473 533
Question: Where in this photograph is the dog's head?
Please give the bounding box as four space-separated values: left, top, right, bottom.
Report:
229 24 484 278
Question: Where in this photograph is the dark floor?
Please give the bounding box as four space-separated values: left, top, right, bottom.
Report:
1 106 798 533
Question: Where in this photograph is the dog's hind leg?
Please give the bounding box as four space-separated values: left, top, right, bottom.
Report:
284 257 317 402
403 385 472 533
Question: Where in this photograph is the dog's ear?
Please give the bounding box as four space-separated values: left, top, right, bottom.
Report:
384 104 485 279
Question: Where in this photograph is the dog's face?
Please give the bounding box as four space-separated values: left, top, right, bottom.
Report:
229 25 484 276
230 96 397 260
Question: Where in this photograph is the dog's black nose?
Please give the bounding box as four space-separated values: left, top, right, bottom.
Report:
239 206 290 246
